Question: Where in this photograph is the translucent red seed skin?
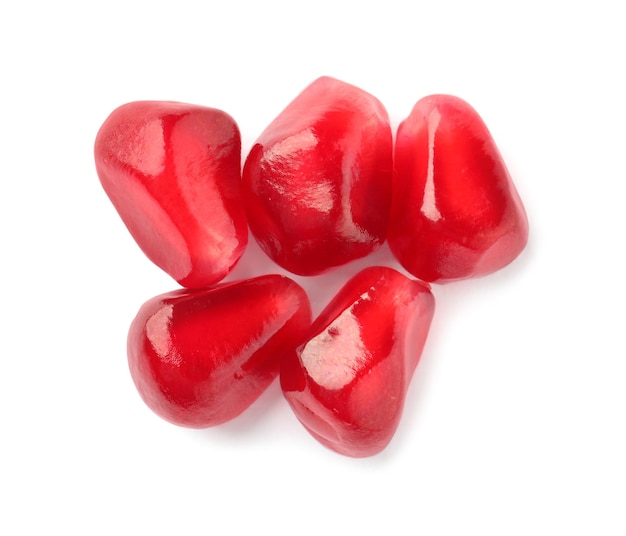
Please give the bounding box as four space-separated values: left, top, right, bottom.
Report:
388 95 529 283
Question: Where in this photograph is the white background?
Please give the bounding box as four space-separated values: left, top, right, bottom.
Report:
2 1 625 534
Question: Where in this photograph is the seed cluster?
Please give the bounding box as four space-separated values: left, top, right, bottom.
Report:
95 76 528 457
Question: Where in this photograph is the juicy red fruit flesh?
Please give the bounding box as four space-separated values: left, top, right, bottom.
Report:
128 275 312 428
281 266 435 457
94 101 248 288
243 76 393 276
388 95 529 283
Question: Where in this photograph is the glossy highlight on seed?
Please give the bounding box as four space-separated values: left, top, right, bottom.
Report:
95 101 248 288
388 94 528 283
243 76 393 276
128 275 312 428
281 266 435 457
